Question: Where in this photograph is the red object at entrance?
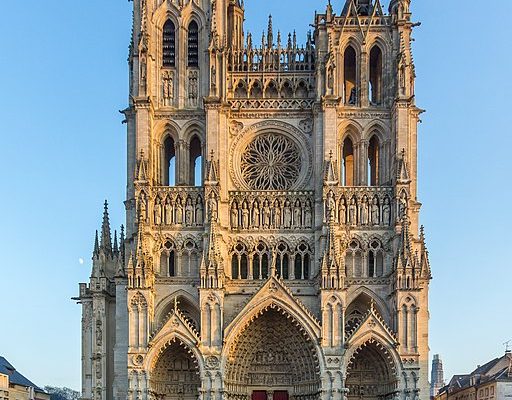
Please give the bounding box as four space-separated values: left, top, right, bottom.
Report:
252 391 267 400
273 391 289 400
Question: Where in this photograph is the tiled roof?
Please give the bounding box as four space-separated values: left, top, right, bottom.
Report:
0 356 45 393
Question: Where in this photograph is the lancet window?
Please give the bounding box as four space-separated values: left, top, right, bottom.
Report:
344 46 357 105
368 240 384 277
342 137 355 186
163 20 176 67
189 135 202 186
252 242 270 280
368 135 380 186
160 241 176 277
345 240 363 277
163 136 176 186
231 243 249 280
187 21 199 67
275 242 290 279
369 45 383 105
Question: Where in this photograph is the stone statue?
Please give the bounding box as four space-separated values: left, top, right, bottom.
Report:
231 202 239 229
273 202 281 229
165 197 172 225
339 198 347 224
293 199 302 228
96 320 102 347
283 200 292 228
348 87 356 105
371 197 380 226
327 192 336 221
262 200 271 228
304 200 313 228
195 197 203 225
154 197 163 225
163 72 173 106
185 197 194 226
252 202 261 228
208 193 218 221
398 191 408 219
175 198 183 225
382 197 391 226
360 196 369 225
139 195 147 223
348 197 357 225
241 202 250 229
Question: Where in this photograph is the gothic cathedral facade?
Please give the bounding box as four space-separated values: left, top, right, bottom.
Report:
77 1 432 400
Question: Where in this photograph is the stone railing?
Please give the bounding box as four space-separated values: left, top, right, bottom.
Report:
324 186 396 227
229 191 314 231
228 98 315 110
227 47 315 73
151 186 205 228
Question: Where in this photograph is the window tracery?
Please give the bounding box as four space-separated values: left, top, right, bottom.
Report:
240 133 301 190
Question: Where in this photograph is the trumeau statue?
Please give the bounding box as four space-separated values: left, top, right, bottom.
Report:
77 2 432 400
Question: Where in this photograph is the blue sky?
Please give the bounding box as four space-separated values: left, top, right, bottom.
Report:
1 0 511 390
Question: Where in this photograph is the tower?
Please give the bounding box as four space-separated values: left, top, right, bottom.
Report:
431 355 445 398
77 1 432 400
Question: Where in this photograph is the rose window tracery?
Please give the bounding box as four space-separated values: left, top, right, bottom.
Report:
240 133 302 190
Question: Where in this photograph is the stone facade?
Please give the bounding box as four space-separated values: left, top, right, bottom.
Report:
77 1 432 400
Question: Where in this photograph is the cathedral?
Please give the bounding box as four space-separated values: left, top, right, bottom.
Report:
76 1 432 400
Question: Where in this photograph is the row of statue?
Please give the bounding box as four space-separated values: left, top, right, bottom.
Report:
325 193 406 227
230 198 313 230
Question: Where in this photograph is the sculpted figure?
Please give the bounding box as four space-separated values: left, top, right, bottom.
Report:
231 202 239 229
252 201 261 228
371 197 380 226
360 196 369 225
195 197 203 225
242 202 250 229
154 197 163 225
139 195 147 223
383 197 391 226
207 193 218 221
165 197 172 225
175 198 183 224
283 200 292 228
262 200 271 228
273 201 282 229
348 197 357 225
326 192 336 222
185 197 194 226
398 191 408 219
304 200 313 228
293 199 302 228
348 87 356 105
339 198 347 224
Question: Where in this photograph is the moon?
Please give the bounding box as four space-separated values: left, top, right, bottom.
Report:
79 258 84 265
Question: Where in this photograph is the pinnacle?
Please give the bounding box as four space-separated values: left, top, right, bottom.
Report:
100 200 112 254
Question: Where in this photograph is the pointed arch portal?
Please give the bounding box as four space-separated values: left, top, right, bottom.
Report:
346 340 398 400
150 339 201 400
225 308 321 400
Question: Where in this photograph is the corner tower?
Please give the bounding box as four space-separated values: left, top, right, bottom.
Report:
77 1 432 400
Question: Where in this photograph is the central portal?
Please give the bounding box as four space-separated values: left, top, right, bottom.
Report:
225 308 320 400
252 391 289 400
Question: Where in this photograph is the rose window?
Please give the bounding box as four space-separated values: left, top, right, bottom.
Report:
240 134 302 190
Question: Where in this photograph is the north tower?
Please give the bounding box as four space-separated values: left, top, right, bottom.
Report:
77 1 432 400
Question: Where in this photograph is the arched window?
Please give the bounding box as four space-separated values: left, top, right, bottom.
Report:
294 242 312 280
369 46 383 105
345 240 362 277
368 240 384 277
249 81 262 98
231 243 248 279
276 243 289 279
160 241 176 277
368 135 380 186
187 21 199 67
252 242 269 280
183 240 198 277
344 46 357 105
264 81 279 98
189 135 202 186
168 250 175 277
163 20 176 67
342 137 355 186
164 136 176 186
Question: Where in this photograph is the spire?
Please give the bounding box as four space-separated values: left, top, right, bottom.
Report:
321 215 343 289
267 15 273 48
205 150 219 183
100 200 112 254
324 151 338 185
120 224 125 264
113 230 119 255
93 230 100 257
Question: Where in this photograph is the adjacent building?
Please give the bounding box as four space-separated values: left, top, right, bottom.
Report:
435 353 512 400
0 357 49 400
77 1 433 400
